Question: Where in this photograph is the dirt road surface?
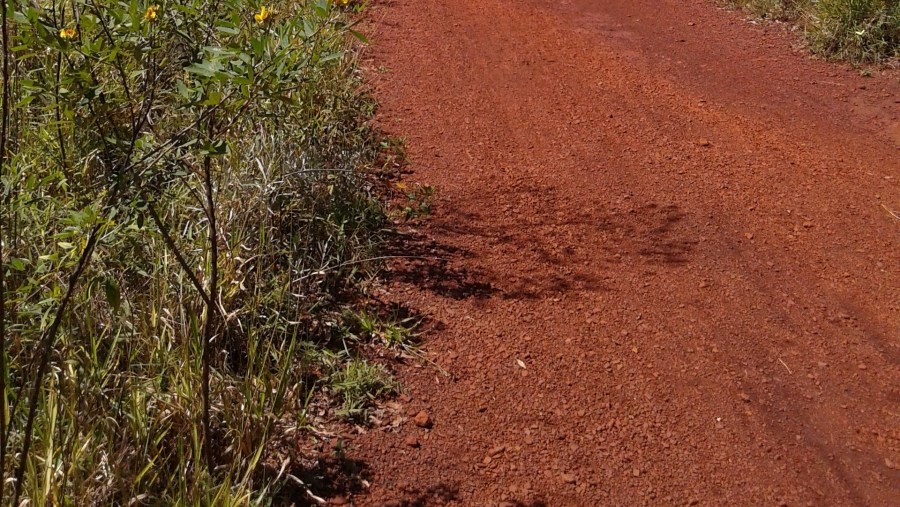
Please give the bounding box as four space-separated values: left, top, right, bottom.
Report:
351 0 900 505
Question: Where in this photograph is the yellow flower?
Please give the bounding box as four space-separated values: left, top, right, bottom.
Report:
254 5 270 24
339 0 350 5
144 5 159 21
395 182 408 191
59 27 77 40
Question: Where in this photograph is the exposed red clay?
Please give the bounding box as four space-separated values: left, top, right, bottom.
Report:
350 0 900 505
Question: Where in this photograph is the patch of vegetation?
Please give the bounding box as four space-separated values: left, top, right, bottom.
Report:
0 0 395 504
330 357 395 419
395 182 436 221
349 308 418 347
726 0 900 62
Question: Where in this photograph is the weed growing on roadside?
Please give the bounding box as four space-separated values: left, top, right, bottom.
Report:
807 0 900 61
726 0 900 61
349 308 418 347
396 183 436 221
330 357 395 419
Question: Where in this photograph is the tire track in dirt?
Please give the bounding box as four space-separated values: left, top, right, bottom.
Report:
351 0 900 505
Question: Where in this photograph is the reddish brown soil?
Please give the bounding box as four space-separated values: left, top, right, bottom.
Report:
350 0 900 505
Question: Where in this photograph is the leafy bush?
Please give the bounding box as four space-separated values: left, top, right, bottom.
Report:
727 0 900 61
0 0 384 503
807 0 900 61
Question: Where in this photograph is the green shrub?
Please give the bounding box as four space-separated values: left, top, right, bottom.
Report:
0 0 384 503
728 0 900 61
807 0 900 61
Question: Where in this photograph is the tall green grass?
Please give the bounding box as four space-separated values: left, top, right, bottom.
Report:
0 0 391 504
728 0 900 61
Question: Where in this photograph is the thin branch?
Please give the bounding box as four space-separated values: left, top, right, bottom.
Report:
0 0 10 497
201 138 217 474
52 5 71 181
883 204 899 221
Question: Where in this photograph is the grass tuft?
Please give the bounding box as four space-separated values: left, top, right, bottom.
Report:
330 357 395 420
349 308 418 347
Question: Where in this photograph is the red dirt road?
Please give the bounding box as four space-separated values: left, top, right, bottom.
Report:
354 0 900 505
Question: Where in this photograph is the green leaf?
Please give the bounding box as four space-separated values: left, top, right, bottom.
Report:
201 139 228 156
104 279 121 312
202 91 223 105
16 95 35 107
185 60 222 78
314 0 330 18
302 19 316 38
349 30 368 44
215 25 240 35
319 51 343 63
251 37 266 56
176 81 194 100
